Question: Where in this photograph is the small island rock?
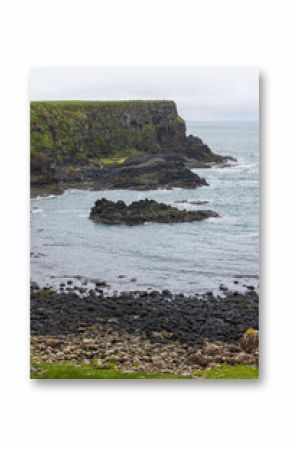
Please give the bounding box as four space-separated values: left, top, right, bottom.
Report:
89 198 219 225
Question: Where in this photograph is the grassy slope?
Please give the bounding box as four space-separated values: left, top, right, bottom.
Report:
31 363 259 380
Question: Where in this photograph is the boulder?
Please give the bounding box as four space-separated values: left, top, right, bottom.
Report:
240 328 259 352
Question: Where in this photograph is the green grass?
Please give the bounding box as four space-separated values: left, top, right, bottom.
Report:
31 100 175 107
195 364 259 379
31 362 258 380
99 157 128 166
31 363 190 379
98 148 141 166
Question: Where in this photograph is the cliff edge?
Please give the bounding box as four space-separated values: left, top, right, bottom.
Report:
30 100 233 193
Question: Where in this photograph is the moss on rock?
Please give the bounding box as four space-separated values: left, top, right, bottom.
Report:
30 100 185 170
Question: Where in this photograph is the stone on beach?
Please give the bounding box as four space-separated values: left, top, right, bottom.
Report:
240 328 259 352
31 286 259 373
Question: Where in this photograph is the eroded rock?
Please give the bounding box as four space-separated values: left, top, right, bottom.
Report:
89 198 219 225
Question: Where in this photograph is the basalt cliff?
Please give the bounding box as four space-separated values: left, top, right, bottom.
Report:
30 100 233 195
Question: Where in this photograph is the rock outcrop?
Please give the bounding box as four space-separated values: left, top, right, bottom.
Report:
75 158 209 190
30 100 234 191
89 198 219 225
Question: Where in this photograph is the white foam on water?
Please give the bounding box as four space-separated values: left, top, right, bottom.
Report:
31 209 43 214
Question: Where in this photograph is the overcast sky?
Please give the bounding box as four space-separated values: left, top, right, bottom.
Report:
30 68 259 122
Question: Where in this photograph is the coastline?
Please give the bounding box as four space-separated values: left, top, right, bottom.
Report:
30 113 259 379
31 282 259 379
30 159 235 199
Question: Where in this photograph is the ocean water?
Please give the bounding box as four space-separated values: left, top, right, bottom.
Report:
30 121 259 294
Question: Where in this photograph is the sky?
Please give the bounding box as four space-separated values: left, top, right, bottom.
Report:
29 67 259 122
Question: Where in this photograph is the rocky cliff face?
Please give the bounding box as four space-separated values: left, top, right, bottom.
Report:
31 101 195 158
30 100 232 191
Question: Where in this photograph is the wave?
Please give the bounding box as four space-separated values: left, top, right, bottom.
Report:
234 274 259 279
31 209 43 214
193 162 257 176
33 194 59 201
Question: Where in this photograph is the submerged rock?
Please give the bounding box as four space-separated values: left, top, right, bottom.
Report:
175 199 209 205
89 198 219 225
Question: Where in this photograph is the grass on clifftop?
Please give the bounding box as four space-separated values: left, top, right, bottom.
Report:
31 100 175 107
31 363 259 380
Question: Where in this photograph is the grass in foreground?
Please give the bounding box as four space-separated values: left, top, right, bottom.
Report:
31 363 259 380
195 364 259 379
31 363 190 379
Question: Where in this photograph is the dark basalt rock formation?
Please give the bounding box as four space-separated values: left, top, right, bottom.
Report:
30 100 235 192
77 158 209 190
89 198 219 225
30 158 209 196
31 288 259 344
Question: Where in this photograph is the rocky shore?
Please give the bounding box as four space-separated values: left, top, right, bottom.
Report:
74 158 210 190
30 158 212 198
89 198 218 225
31 283 259 376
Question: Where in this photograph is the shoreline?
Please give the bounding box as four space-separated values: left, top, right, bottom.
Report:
30 157 239 199
31 283 259 378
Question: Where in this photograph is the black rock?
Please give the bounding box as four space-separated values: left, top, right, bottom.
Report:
89 198 219 226
95 280 107 287
30 288 259 344
162 289 173 298
30 281 40 291
175 200 209 205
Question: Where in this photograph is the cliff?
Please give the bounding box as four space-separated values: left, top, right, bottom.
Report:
30 100 231 192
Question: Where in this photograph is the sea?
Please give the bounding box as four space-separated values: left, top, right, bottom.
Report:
30 121 259 294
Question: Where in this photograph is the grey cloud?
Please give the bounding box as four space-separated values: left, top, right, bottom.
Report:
30 67 259 121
